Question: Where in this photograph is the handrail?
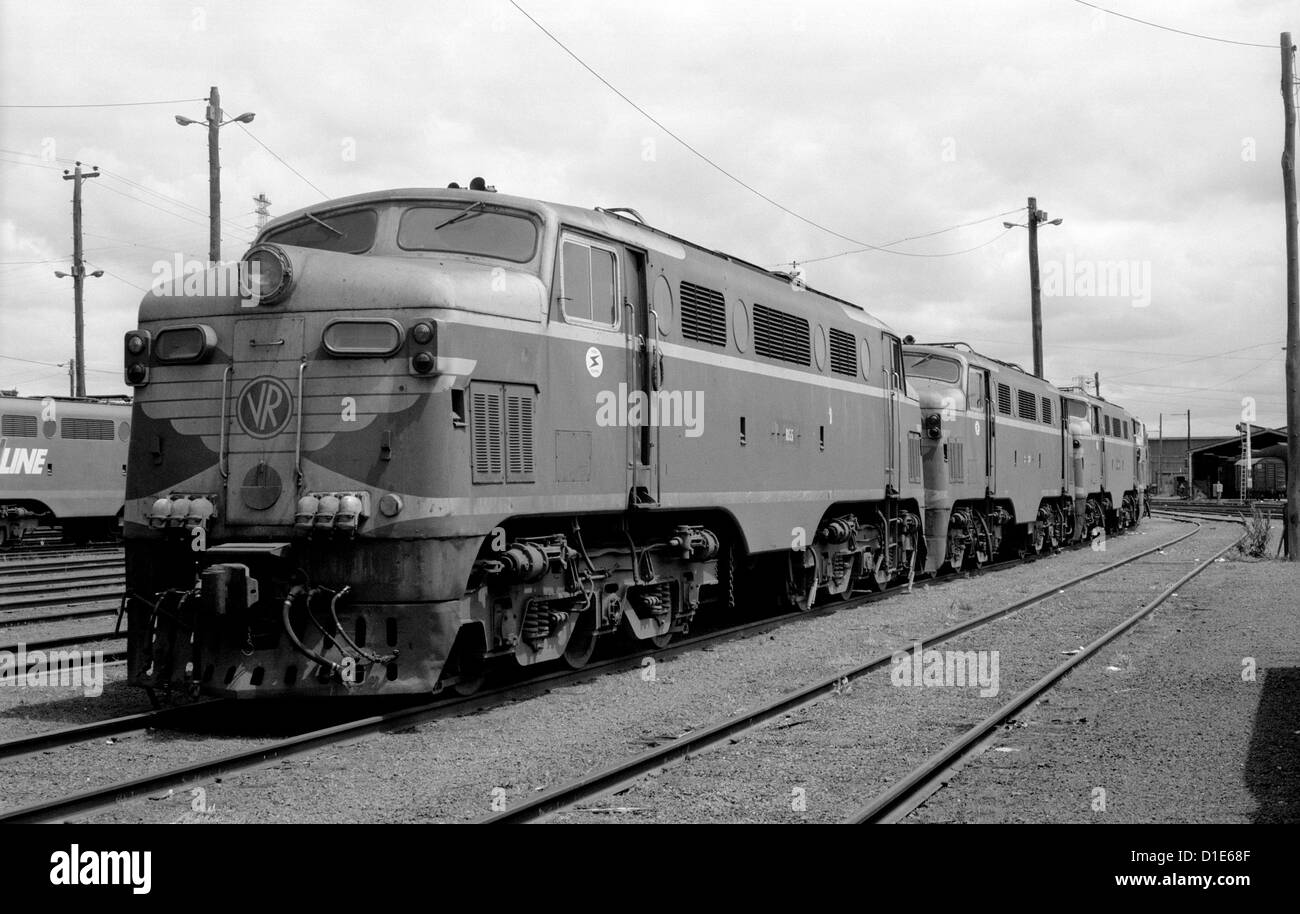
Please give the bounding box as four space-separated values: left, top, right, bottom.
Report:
218 364 232 479
293 360 307 489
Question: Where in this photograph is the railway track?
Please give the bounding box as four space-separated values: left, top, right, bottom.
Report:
0 520 1150 824
0 553 125 620
476 519 1209 823
845 527 1245 823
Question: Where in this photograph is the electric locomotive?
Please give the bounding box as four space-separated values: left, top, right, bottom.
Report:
122 183 927 698
0 394 130 547
904 341 1143 570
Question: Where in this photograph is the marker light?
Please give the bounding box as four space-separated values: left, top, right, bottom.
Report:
295 495 320 529
168 496 191 526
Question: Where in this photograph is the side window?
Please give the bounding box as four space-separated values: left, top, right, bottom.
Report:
968 369 985 409
887 337 904 389
560 237 618 326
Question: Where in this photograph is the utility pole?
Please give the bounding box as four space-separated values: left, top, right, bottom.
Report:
253 193 272 231
1186 409 1192 500
1028 197 1044 378
1006 199 1061 378
1094 371 1100 397
66 360 74 397
1159 413 1164 495
57 161 100 398
1282 32 1299 559
207 86 220 264
175 87 254 265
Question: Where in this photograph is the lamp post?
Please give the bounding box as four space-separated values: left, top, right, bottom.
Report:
175 87 255 264
1004 197 1063 378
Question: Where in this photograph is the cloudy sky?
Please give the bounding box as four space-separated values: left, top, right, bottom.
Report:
0 0 1293 437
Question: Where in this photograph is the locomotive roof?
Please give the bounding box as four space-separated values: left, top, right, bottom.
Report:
261 187 893 332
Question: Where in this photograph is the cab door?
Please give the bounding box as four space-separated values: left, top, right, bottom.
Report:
969 366 994 495
621 246 657 506
881 333 904 493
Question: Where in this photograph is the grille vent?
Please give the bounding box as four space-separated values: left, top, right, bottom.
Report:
828 328 857 376
679 281 726 347
752 303 811 365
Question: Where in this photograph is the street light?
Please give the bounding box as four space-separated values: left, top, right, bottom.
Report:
175 87 255 264
53 262 102 397
1004 198 1064 378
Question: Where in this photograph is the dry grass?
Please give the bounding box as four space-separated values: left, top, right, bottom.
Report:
1234 506 1272 559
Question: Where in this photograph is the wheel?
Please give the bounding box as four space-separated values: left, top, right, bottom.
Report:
451 672 485 697
946 515 968 570
1033 505 1057 553
562 609 599 669
1085 499 1105 540
781 547 820 612
648 632 673 649
971 510 992 567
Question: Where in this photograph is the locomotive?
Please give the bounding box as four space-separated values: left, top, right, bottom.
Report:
0 394 130 547
903 343 1144 571
121 183 1143 699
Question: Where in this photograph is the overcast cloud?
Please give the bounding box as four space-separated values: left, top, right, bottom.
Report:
0 0 1293 436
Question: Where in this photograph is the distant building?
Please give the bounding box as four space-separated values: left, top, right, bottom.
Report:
1149 425 1288 498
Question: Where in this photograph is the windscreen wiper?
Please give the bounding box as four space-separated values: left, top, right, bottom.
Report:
433 201 483 231
305 212 344 237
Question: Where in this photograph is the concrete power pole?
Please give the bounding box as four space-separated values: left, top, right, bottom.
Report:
58 161 100 398
1282 32 1299 560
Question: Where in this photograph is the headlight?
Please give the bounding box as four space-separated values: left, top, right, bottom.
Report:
924 412 943 439
241 244 294 304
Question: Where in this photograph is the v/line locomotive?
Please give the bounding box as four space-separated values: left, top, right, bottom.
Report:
122 183 1147 699
1 394 131 548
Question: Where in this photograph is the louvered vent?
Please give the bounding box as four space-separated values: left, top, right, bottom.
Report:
907 432 922 484
470 384 503 483
61 417 114 440
752 303 811 365
505 388 535 482
1041 397 1054 425
679 281 726 346
1017 390 1037 422
996 383 1012 415
828 328 857 376
1 414 37 437
949 441 965 482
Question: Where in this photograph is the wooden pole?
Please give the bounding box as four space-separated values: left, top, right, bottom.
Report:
1282 33 1299 560
61 161 99 398
1029 197 1044 378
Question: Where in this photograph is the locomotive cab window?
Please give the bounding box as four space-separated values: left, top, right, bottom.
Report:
968 369 985 409
264 208 378 254
560 237 618 327
398 205 539 263
323 319 403 357
903 353 961 385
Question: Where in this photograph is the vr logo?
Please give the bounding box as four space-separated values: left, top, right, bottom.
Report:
236 376 294 439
